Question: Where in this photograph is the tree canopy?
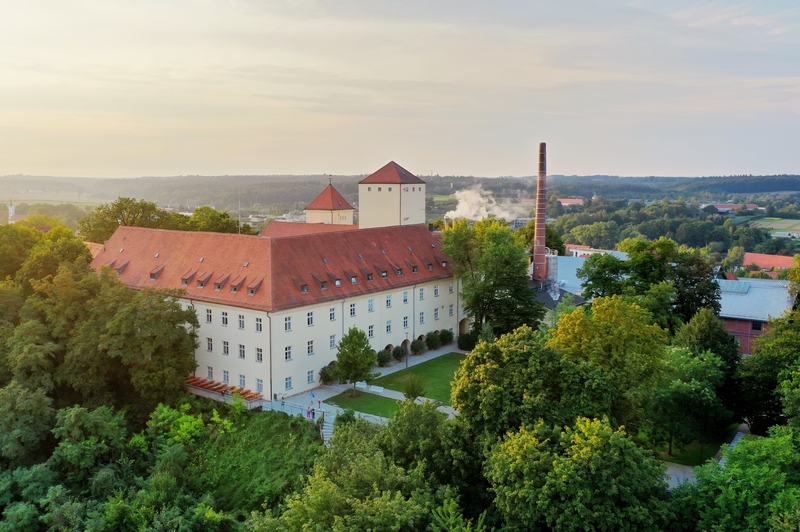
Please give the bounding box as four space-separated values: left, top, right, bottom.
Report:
442 218 544 335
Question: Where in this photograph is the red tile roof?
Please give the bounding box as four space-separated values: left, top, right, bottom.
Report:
743 252 795 270
91 224 451 312
359 161 425 185
305 184 354 211
558 198 584 205
260 221 358 238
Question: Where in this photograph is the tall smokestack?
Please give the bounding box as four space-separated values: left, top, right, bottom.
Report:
532 142 548 280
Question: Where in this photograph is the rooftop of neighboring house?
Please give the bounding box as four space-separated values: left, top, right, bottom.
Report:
259 221 359 238
717 278 793 322
742 252 795 271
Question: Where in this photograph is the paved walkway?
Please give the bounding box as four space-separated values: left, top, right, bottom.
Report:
665 463 696 489
282 344 467 421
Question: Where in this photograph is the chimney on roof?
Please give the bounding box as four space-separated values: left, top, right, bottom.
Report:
532 142 547 280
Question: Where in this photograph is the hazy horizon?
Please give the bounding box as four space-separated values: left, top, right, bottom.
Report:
2 1 799 178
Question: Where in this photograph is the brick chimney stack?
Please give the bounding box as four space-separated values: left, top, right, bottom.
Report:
532 142 548 280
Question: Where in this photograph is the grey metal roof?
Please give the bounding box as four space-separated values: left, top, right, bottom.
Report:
717 278 793 322
556 255 589 295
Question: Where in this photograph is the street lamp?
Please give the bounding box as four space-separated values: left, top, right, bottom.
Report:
405 332 409 370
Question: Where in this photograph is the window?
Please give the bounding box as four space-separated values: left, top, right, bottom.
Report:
368 186 372 191
300 284 308 294
223 370 229 383
351 276 357 284
350 303 356 317
238 315 245 329
182 278 189 287
285 377 292 390
449 281 454 294
238 344 245 359
434 308 440 320
330 335 336 349
221 312 228 326
412 265 418 273
207 366 213 379
378 187 382 192
256 317 262 332
403 291 409 304
419 312 425 324
396 268 403 276
368 325 374 338
256 347 263 362
366 273 374 281
230 284 238 294
307 312 314 326
284 316 291 331
403 316 409 329
307 340 314 355
419 288 425 300
380 270 388 279
206 338 213 352
186 304 193 311
449 304 454 316
334 278 342 287
223 341 229 355
206 309 212 323
320 280 328 290
239 374 245 388
256 378 263 393
386 295 392 308
307 370 314 384
197 280 206 289
386 320 392 333
368 299 374 312
330 308 336 321
434 285 440 297
285 346 292 361
427 263 433 271
752 321 764 331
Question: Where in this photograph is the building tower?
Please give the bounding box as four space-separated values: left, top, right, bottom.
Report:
532 143 548 280
8 200 15 220
304 183 355 225
358 161 426 229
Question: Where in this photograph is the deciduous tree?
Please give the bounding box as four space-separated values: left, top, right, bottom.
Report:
333 327 378 397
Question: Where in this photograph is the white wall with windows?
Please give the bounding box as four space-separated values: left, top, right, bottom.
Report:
184 276 460 401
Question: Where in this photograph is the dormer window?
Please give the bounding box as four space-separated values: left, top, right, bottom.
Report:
351 277 357 284
246 278 263 296
149 265 164 281
396 268 402 276
367 273 373 281
214 283 222 291
181 269 196 287
229 275 245 294
321 281 328 290
182 279 189 286
197 280 206 288
334 279 342 287
247 287 255 295
427 263 433 271
300 284 309 294
230 285 238 294
412 266 418 273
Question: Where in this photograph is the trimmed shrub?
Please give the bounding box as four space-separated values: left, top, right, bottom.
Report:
392 345 407 362
439 329 454 345
457 332 477 351
410 339 425 356
376 349 392 367
402 374 426 400
319 364 335 385
425 331 441 350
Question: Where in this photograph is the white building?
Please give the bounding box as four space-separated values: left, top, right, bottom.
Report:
358 161 426 229
91 163 464 403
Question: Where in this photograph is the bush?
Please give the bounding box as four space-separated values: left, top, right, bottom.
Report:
410 339 425 356
335 409 356 428
439 329 454 345
318 364 335 385
376 349 392 367
425 331 441 350
457 333 477 351
402 374 426 400
392 345 407 362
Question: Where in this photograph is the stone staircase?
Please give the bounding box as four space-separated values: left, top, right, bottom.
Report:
320 416 335 446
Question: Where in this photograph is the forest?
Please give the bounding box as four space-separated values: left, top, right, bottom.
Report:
4 204 800 530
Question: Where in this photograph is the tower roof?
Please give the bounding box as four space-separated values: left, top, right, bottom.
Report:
305 184 354 211
359 161 425 185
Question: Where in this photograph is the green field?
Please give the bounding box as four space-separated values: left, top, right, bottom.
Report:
325 391 401 418
373 352 466 405
655 423 740 467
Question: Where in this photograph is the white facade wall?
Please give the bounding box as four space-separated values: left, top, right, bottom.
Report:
185 277 460 400
305 209 354 225
358 183 426 229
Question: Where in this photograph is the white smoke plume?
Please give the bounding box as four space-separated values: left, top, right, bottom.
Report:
444 185 531 221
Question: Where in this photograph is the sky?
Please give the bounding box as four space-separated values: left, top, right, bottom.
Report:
1 0 799 178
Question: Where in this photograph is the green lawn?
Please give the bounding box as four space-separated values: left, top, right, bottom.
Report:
656 423 741 467
373 352 466 405
325 391 401 418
